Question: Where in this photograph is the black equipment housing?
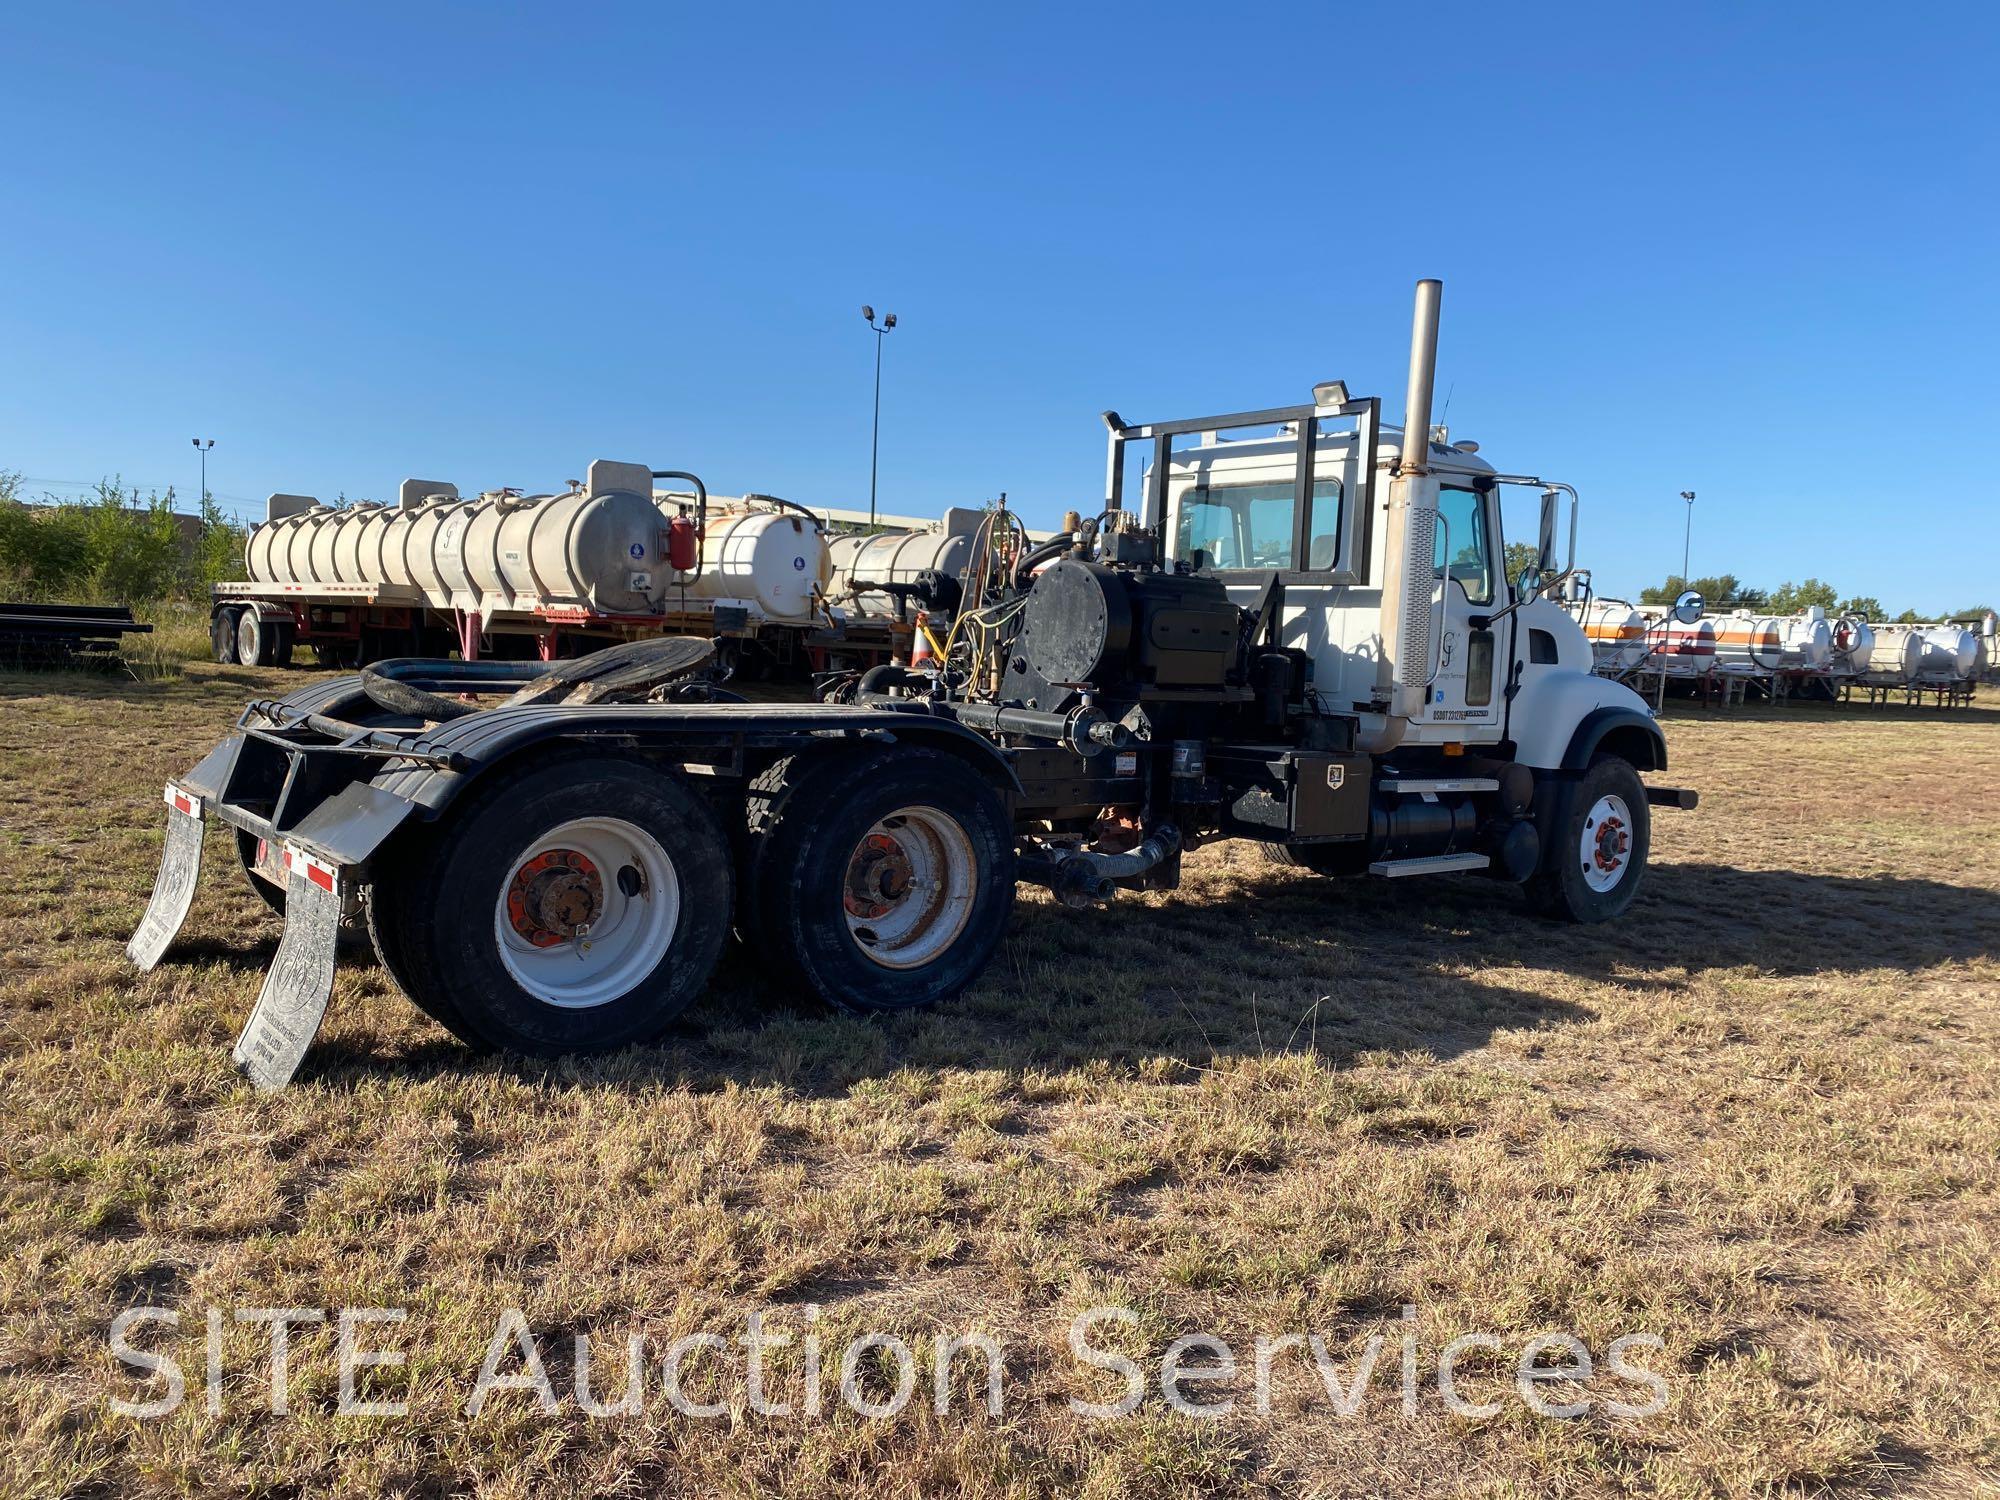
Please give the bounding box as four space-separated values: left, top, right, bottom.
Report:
999 559 1248 714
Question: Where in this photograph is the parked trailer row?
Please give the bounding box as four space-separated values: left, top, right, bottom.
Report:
1566 580 1991 697
211 475 1035 684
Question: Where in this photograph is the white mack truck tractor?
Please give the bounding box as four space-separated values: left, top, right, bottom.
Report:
130 280 1697 1089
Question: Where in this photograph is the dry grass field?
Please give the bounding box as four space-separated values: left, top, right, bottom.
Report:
2 663 1996 1498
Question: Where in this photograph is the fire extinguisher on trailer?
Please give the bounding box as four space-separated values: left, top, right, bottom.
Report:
666 512 700 574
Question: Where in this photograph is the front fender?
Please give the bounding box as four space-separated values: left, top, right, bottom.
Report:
1560 704 1668 772
1507 667 1664 771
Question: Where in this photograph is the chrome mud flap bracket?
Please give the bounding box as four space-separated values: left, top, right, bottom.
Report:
232 847 344 1091
127 785 206 972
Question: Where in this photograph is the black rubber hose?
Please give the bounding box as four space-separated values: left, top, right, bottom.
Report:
859 663 930 697
1011 535 1075 588
359 666 480 721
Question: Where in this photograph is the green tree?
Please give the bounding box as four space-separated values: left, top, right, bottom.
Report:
1639 573 1751 606
187 492 248 594
1767 578 1840 614
1893 608 1925 624
0 490 91 598
79 479 182 602
1836 595 1884 620
1503 540 1539 588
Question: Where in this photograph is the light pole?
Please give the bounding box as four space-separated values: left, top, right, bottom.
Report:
1679 490 1695 589
193 438 215 512
861 306 896 529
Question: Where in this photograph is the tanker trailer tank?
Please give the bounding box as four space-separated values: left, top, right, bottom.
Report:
1915 624 1980 682
242 460 666 622
1572 598 1648 672
1709 608 1833 673
654 493 831 624
1639 610 1717 677
826 507 988 622
1827 615 1876 677
1857 623 1926 684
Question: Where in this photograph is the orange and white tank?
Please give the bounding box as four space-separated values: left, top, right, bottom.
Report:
1574 599 1648 670
1640 613 1717 676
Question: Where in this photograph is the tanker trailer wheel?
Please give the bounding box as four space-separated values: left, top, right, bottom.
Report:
211 607 243 664
237 609 279 667
373 757 732 1055
1526 754 1650 923
746 748 1014 1014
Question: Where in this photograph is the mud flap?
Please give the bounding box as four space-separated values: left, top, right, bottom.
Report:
231 858 343 1091
127 790 206 972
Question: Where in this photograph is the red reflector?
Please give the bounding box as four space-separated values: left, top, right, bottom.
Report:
173 793 192 815
283 842 340 894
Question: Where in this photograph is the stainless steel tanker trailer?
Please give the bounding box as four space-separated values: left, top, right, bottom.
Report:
210 467 843 679
133 280 1698 1090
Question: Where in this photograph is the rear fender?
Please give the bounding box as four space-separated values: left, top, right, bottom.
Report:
364 702 1027 824
173 730 424 871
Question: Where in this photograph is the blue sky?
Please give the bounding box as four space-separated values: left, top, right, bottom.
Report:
3 1 1995 612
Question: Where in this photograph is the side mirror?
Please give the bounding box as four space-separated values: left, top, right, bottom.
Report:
1515 564 1545 601
1672 588 1705 624
1537 490 1558 574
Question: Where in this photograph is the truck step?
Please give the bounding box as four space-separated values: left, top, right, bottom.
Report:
1367 852 1491 877
1382 777 1499 796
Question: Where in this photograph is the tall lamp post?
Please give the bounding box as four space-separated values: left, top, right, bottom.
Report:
861 306 896 529
1679 490 1695 589
193 438 215 512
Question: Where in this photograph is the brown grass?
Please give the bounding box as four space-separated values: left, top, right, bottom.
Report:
2 667 1996 1498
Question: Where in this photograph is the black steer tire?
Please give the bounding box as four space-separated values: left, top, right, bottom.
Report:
211 608 241 664
1526 754 1651 923
746 748 1014 1015
374 756 733 1055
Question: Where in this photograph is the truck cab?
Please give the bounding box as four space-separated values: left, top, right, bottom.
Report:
1143 417 1635 768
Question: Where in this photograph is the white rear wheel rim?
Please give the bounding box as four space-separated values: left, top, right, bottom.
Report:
1579 793 1634 892
492 817 681 1007
842 805 976 970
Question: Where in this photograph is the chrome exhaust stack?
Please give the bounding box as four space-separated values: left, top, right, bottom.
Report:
1373 279 1445 724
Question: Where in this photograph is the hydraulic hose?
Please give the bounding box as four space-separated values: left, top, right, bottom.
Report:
1011 534 1076 588
356 658 547 722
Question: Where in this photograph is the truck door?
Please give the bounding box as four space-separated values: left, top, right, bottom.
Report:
1414 483 1500 733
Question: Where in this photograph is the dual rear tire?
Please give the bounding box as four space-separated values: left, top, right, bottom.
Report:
368 747 1015 1057
371 757 733 1055
211 607 293 666
741 748 1015 1015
